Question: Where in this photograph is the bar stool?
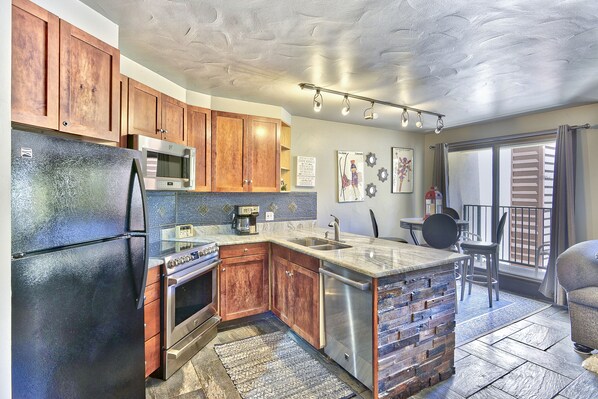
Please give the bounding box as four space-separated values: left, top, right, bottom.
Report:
422 213 467 313
460 213 508 307
369 209 408 243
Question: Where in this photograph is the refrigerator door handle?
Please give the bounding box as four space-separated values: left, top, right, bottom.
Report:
132 158 149 309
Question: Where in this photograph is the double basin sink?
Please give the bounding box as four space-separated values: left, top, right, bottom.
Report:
287 236 352 251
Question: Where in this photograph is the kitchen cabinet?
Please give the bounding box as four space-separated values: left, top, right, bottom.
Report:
144 266 161 378
271 244 321 348
187 105 212 191
280 123 291 191
127 78 187 144
119 74 129 147
211 111 281 192
12 0 120 142
219 243 269 321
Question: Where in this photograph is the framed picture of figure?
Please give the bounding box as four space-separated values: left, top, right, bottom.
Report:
337 151 364 202
392 147 413 193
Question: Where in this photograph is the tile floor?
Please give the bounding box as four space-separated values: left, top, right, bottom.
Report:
146 306 598 399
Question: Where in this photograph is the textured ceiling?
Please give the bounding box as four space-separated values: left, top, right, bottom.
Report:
81 0 598 132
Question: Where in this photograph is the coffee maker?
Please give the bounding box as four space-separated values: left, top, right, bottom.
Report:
231 205 259 235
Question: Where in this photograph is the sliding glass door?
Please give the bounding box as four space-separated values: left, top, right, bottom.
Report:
447 135 556 276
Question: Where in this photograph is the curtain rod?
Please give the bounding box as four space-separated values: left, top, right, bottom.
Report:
428 123 592 149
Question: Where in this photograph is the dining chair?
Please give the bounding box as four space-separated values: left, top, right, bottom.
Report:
460 212 508 307
443 207 461 220
369 209 408 243
422 213 465 313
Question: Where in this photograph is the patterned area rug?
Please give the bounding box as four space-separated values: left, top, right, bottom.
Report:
214 332 355 399
456 283 549 345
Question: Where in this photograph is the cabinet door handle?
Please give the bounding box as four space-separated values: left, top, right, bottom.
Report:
248 179 253 184
62 121 69 127
243 248 248 252
221 268 226 272
243 179 248 184
163 129 168 134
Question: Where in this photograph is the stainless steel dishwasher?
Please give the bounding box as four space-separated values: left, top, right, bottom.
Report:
320 261 373 389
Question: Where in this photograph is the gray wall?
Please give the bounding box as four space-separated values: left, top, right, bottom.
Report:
147 192 317 242
291 116 426 240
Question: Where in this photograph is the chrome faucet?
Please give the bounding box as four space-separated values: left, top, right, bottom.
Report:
328 214 341 242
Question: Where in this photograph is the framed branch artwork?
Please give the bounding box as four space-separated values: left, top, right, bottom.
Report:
392 147 414 193
337 151 364 202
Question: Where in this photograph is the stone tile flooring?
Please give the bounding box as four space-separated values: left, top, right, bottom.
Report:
146 306 598 399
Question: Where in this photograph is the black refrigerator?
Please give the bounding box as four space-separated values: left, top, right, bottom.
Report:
11 130 148 399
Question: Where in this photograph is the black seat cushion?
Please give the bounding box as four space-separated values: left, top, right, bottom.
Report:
460 240 498 250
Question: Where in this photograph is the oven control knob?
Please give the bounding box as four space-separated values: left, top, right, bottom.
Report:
186 255 192 262
175 258 181 266
167 260 175 268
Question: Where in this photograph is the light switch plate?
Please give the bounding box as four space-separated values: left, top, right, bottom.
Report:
265 211 274 221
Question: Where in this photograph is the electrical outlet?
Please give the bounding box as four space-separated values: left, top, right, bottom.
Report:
265 211 274 221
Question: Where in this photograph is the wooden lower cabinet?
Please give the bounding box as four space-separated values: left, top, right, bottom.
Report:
219 244 269 321
144 266 161 378
271 245 321 348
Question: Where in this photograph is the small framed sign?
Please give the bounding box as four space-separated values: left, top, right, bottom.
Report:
392 147 414 193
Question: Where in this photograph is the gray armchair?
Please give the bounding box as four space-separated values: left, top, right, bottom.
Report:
556 240 598 354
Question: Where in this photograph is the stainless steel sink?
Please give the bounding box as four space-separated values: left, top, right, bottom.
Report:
309 243 352 251
287 237 352 251
287 237 329 247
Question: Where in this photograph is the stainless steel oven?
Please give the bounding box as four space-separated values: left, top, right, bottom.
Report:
129 135 196 191
153 239 220 379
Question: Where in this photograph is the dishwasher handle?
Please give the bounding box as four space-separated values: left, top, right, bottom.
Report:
319 268 371 291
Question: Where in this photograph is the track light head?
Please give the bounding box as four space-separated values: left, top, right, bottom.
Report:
341 95 350 116
415 112 423 128
401 108 409 127
313 90 323 112
364 102 378 120
434 116 444 134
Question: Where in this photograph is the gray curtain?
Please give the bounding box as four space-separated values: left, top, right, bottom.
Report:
539 125 577 304
432 143 449 208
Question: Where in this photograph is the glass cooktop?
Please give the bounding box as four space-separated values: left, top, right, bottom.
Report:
149 240 215 258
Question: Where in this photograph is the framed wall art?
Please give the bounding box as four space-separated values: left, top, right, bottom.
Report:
392 147 414 193
337 151 364 202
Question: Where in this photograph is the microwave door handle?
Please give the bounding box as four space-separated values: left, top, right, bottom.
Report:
168 260 221 286
184 147 195 188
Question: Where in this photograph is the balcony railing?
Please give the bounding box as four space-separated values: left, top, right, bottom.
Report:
462 204 551 269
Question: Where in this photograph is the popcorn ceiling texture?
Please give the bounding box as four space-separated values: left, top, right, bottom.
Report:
82 0 598 130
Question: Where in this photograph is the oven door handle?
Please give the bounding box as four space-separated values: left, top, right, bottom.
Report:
167 260 221 287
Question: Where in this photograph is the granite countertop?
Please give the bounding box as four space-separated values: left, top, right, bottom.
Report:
160 227 468 278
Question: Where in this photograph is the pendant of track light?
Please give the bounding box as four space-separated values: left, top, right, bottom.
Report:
364 102 378 120
434 116 444 134
313 89 323 112
415 112 423 128
341 95 350 116
401 108 409 127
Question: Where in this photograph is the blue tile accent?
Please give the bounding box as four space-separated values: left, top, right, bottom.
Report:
146 191 316 233
146 192 176 229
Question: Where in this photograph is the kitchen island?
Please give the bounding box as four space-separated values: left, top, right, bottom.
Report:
159 225 468 399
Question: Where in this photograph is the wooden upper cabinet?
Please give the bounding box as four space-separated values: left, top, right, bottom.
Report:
211 111 280 192
161 94 187 145
119 74 128 148
211 111 247 192
128 79 161 139
248 116 281 192
58 20 120 141
188 105 211 191
11 0 59 130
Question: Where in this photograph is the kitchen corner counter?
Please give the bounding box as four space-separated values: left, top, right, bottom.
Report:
148 258 164 269
169 227 468 278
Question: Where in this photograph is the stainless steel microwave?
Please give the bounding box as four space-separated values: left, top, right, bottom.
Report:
129 135 195 191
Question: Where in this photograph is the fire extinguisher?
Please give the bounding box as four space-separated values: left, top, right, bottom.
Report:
424 186 443 219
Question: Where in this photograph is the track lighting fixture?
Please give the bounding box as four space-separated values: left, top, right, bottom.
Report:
341 95 350 116
298 83 445 132
313 89 323 112
401 108 409 127
363 102 378 120
415 112 423 129
434 116 444 134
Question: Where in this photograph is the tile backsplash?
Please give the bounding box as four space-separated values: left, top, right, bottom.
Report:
147 191 317 242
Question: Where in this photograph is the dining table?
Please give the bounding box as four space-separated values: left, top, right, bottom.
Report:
400 217 470 245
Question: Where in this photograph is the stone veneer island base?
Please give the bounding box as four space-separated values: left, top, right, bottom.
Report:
374 263 456 398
